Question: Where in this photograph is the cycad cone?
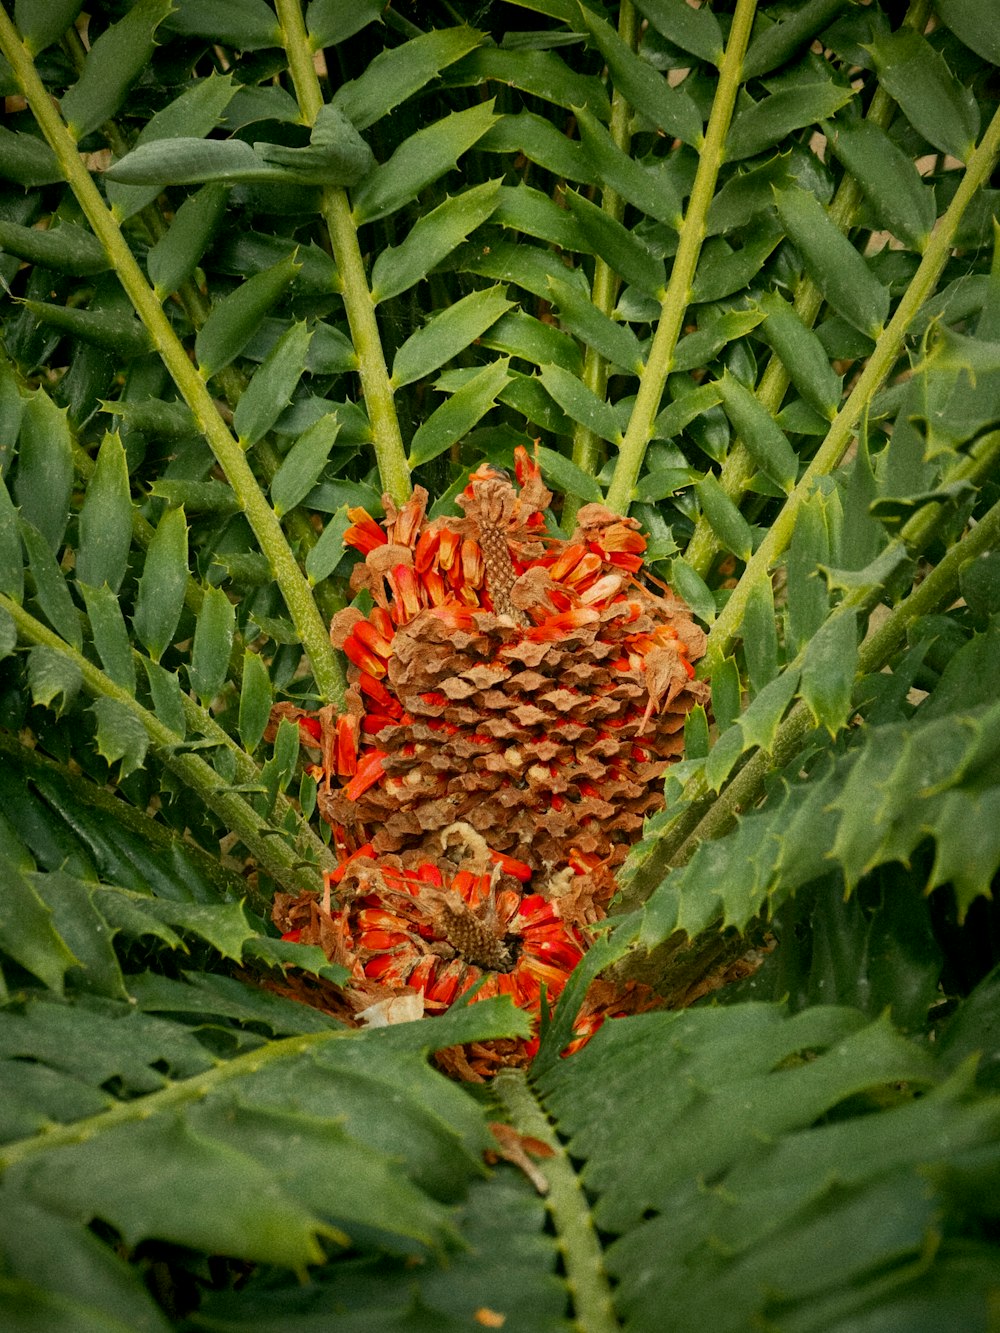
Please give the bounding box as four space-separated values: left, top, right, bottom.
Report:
273 449 708 1072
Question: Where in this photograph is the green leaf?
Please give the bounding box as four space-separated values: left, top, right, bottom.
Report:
537 363 624 445
371 180 502 305
799 606 859 735
75 432 132 595
706 149 815 235
233 322 313 448
534 445 604 505
352 100 499 226
306 0 385 48
0 476 24 605
305 505 351 587
478 110 591 184
0 854 79 993
131 506 188 664
825 117 935 253
8 1115 335 1268
737 664 800 753
480 310 582 376
710 654 742 733
634 465 700 502
493 182 590 252
100 396 197 442
0 220 108 277
0 1189 170 1330
254 104 374 187
547 274 644 374
13 0 85 56
742 574 779 695
60 0 174 140
27 644 82 716
100 894 255 962
238 649 272 753
106 73 237 220
672 307 765 375
755 291 842 420
332 26 485 132
654 381 724 441
21 520 81 651
260 717 300 811
79 583 135 693
578 5 703 147
565 189 666 300
690 227 784 304
668 556 715 623
147 182 229 298
575 106 684 229
409 359 512 468
936 0 1000 65
635 0 723 65
743 0 853 79
106 138 292 188
685 703 710 759
270 413 341 518
696 474 754 563
449 42 611 116
13 391 72 555
188 586 235 709
0 605 16 661
128 969 341 1033
0 128 61 188
392 285 513 388
196 253 301 379
726 80 854 163
866 28 980 163
716 371 798 494
142 659 186 738
784 490 832 652
162 0 281 49
18 299 152 358
774 185 890 338
91 697 150 780
149 479 239 516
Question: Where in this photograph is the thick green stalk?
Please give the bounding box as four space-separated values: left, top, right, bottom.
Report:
493 1069 620 1333
603 0 758 515
0 595 324 901
0 10 345 708
275 0 411 508
566 1 637 523
684 0 934 578
174 684 339 879
0 1026 345 1168
702 101 1000 675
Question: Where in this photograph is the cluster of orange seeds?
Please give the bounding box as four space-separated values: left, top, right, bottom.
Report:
272 449 708 1072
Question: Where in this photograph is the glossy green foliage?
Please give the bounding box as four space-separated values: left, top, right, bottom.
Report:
0 1 999 1327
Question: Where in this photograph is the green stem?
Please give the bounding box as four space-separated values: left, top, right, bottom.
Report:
493 1069 620 1333
67 0 326 605
702 98 1000 676
275 0 411 508
566 1 637 523
0 1026 344 1169
0 9 346 709
174 683 339 880
1 595 325 900
603 0 758 515
683 0 934 579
